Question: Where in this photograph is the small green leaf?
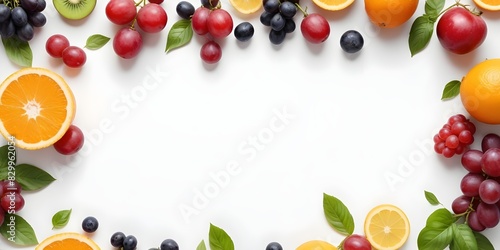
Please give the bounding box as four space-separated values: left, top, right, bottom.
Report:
197 239 207 250
424 190 441 206
322 193 355 236
84 34 110 50
425 0 446 17
209 223 234 250
0 145 12 180
51 209 72 229
451 224 477 250
426 208 457 229
2 37 32 67
441 80 461 100
473 232 494 250
409 15 435 57
417 225 453 250
14 164 56 191
165 19 193 53
0 214 38 246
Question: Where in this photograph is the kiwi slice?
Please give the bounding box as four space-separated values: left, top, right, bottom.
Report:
53 0 96 20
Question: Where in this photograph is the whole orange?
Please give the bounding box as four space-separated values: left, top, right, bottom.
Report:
460 59 500 124
364 0 419 28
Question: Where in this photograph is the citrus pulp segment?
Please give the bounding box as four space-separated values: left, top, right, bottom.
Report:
35 232 100 250
229 0 263 14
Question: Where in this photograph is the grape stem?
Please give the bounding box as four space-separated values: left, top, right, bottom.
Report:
437 0 482 17
294 3 308 17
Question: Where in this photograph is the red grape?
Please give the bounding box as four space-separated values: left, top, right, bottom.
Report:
136 3 168 33
482 133 500 152
0 192 25 213
451 195 472 214
461 149 483 173
445 135 459 149
460 172 486 197
481 148 500 177
105 0 137 25
207 9 233 39
476 202 500 228
192 7 210 35
448 114 466 125
200 40 222 64
343 234 371 250
53 125 84 155
113 27 143 59
45 34 70 58
62 46 86 68
479 179 500 204
467 210 486 232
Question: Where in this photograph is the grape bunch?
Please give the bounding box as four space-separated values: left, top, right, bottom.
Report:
453 133 500 232
260 0 298 45
433 114 476 158
0 0 46 41
0 180 25 225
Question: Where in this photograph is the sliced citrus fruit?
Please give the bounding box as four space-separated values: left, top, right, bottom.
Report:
473 0 500 11
296 240 338 250
229 0 262 14
35 232 100 250
0 67 76 150
364 204 410 250
312 0 354 11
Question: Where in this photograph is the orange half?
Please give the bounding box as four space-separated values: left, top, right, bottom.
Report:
0 67 76 150
312 0 354 11
35 232 100 250
474 0 500 11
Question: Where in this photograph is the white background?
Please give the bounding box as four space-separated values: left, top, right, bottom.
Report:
1 0 500 248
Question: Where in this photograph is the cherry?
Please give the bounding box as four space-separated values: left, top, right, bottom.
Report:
136 3 168 33
62 46 86 68
113 27 143 59
207 9 233 39
45 34 70 58
200 40 222 64
0 192 25 213
192 7 210 36
343 234 372 250
300 13 330 44
105 0 137 25
53 124 84 155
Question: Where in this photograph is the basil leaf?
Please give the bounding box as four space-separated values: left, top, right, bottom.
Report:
15 164 56 191
0 214 38 245
409 15 435 57
441 80 461 100
52 209 72 229
197 239 207 250
0 145 10 179
451 224 477 250
85 34 110 50
426 208 457 229
473 232 494 250
209 223 234 250
417 225 453 250
425 0 445 17
165 19 193 53
425 190 441 206
322 193 354 236
1 37 32 67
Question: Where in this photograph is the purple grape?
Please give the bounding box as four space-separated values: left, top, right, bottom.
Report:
479 179 500 204
482 133 500 152
481 148 500 177
452 195 472 214
476 202 500 228
468 210 486 232
461 173 486 197
461 149 483 173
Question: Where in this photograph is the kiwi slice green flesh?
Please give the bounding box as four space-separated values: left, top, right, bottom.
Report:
53 0 97 20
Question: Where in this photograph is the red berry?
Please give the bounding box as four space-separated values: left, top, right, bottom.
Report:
62 46 86 68
0 192 25 213
207 9 233 39
136 3 168 33
192 7 210 35
113 27 143 59
105 0 137 25
438 128 452 140
300 13 330 44
445 135 460 149
442 147 456 158
448 114 466 125
45 34 70 58
458 130 473 144
434 142 445 154
53 125 84 155
200 40 222 64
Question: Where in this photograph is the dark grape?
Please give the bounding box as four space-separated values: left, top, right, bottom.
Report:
28 12 46 27
34 0 46 12
176 1 195 19
20 0 38 12
269 29 286 45
284 18 295 33
201 0 219 8
81 216 99 233
340 30 364 53
266 242 283 250
123 235 138 250
260 11 273 26
451 195 472 214
264 0 280 13
0 4 10 23
110 232 126 247
467 210 486 232
11 7 28 27
16 23 34 41
460 172 486 197
482 133 500 152
461 149 483 173
479 179 500 204
279 1 296 18
270 13 285 31
481 148 500 177
476 202 500 228
234 22 254 42
160 239 179 250
0 19 15 38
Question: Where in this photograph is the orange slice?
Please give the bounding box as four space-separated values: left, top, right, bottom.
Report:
35 232 100 250
229 0 262 14
364 204 410 250
296 240 338 250
312 0 354 11
473 0 500 11
0 67 76 150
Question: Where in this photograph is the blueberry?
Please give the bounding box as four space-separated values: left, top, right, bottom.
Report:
81 216 99 233
266 242 283 250
234 22 254 42
176 1 195 19
340 30 364 53
110 232 126 247
160 239 179 250
123 235 138 250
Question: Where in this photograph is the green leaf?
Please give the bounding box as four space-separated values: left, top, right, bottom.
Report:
425 190 441 206
197 239 207 250
426 208 457 229
209 223 234 250
322 193 355 236
84 34 110 50
14 164 56 191
165 19 193 53
51 209 72 229
425 0 446 17
1 37 32 67
417 225 453 250
441 80 461 100
0 145 12 180
0 214 38 245
409 15 435 57
451 224 477 250
473 232 494 250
